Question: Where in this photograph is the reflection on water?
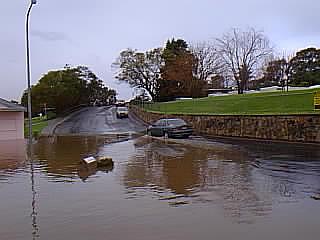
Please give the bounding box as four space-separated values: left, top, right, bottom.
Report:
121 137 268 221
1 136 320 239
32 135 129 181
29 148 39 240
0 140 26 182
119 137 320 222
78 163 114 182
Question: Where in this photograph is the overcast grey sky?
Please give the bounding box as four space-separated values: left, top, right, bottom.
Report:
0 0 319 101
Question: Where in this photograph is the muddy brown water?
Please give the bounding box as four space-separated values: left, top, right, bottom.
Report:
1 136 320 240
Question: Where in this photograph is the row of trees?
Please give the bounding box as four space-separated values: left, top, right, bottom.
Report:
260 47 320 88
113 28 274 100
21 65 116 115
113 39 219 101
113 28 320 101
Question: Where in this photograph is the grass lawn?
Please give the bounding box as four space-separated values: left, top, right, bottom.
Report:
143 88 320 115
24 116 49 138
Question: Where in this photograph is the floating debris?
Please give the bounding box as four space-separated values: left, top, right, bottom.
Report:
82 156 114 168
159 194 185 201
96 156 114 167
169 201 189 207
82 156 97 166
311 194 320 200
79 156 114 181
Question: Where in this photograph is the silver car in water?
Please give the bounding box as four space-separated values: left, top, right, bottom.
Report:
116 106 129 118
147 118 193 138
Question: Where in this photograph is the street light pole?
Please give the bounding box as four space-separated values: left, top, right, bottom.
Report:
26 0 37 143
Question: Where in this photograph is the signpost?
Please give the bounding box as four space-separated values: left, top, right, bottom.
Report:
314 91 320 110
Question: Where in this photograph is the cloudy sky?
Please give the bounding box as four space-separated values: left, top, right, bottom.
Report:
0 0 319 101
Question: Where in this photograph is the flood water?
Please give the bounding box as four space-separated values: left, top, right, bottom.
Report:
1 136 320 240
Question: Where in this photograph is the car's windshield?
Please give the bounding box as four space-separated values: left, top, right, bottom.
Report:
117 107 128 111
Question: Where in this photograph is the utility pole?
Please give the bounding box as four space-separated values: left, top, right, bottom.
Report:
26 0 37 144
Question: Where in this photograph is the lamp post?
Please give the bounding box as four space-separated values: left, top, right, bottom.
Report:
26 0 37 143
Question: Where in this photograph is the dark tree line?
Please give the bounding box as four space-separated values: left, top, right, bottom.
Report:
21 66 116 115
114 28 273 101
288 48 320 87
114 39 209 102
160 39 207 101
257 47 320 89
114 28 320 101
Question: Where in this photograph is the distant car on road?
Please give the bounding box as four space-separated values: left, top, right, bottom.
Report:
116 106 129 118
116 100 126 107
147 118 193 138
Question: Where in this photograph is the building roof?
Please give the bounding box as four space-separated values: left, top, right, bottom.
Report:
0 98 26 112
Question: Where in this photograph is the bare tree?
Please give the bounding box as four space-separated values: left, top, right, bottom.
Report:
216 28 273 94
113 48 163 101
260 52 294 91
190 41 224 82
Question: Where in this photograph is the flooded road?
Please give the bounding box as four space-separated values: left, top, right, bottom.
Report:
1 136 320 240
54 107 146 135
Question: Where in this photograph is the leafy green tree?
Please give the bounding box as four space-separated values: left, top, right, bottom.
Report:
160 38 206 101
113 48 163 101
288 48 320 86
162 39 188 59
21 66 116 115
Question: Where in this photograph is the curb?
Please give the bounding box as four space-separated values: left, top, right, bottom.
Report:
40 108 89 137
128 107 149 126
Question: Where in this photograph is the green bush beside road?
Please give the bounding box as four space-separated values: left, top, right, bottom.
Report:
143 88 320 115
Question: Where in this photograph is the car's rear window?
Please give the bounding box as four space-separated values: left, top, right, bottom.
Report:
154 119 166 126
117 107 128 111
167 119 186 126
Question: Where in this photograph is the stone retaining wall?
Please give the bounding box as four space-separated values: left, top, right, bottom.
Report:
130 106 320 143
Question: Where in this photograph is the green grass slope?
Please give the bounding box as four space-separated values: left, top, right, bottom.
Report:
144 88 320 115
24 116 49 138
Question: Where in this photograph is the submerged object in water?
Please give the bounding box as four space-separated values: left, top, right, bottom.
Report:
96 156 114 167
311 194 320 200
82 156 114 168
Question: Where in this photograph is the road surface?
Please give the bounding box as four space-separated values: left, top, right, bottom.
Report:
54 106 146 135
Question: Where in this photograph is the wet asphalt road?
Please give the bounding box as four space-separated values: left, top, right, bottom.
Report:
54 106 146 135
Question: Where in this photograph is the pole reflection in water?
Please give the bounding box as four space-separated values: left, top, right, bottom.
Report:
1 136 320 239
28 144 39 239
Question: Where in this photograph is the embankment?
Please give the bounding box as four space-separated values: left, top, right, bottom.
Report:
130 106 320 144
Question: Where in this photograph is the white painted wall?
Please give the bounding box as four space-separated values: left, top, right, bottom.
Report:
0 112 24 140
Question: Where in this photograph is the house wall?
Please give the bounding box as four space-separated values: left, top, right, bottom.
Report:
0 112 24 140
